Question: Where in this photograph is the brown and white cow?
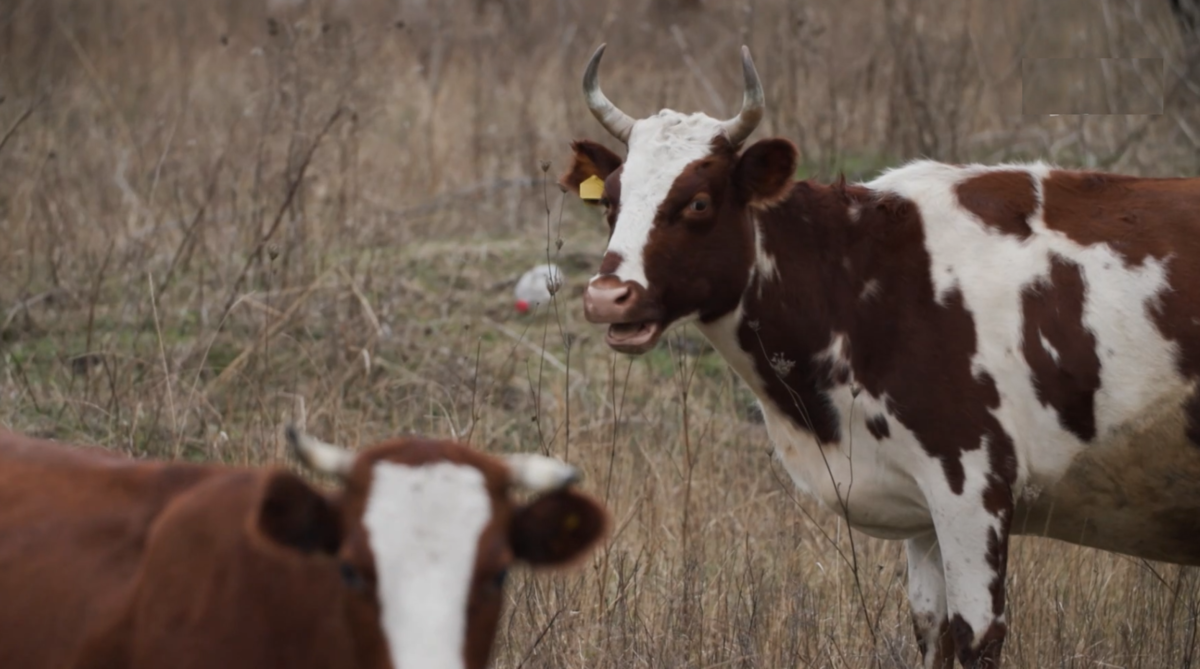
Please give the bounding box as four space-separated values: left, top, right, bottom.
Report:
562 43 1200 669
0 427 607 669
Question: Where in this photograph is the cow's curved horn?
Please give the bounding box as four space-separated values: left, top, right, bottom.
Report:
505 453 581 492
285 425 354 479
717 46 765 147
583 43 636 144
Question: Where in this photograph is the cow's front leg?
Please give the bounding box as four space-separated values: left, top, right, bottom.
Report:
906 532 955 669
930 483 1013 669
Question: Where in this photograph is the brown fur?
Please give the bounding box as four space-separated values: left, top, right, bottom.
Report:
733 138 799 209
1020 255 1102 441
641 140 759 325
865 414 890 440
955 171 1037 239
599 251 622 274
561 144 625 233
949 615 1006 669
913 615 957 669
743 184 1017 505
0 429 608 669
559 139 623 200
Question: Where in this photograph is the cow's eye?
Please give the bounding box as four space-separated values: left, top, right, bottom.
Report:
688 195 710 213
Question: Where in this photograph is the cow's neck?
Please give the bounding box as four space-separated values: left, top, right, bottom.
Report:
697 180 912 445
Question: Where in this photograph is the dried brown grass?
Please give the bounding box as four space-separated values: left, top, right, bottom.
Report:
2 0 1200 667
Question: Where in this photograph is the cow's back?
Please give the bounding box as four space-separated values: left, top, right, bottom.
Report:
0 431 215 669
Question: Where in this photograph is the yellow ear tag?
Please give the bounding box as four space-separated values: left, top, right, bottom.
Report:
579 175 604 202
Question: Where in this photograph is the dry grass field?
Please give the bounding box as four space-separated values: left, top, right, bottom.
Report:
3 0 1200 666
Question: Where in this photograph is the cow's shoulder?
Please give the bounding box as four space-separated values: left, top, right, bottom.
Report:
120 469 357 668
0 433 223 669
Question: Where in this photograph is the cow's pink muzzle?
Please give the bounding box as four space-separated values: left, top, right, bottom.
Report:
583 281 663 354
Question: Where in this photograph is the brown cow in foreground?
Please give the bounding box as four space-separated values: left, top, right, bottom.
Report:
0 427 607 669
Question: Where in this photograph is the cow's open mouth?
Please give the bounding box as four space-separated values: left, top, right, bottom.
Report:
605 321 662 354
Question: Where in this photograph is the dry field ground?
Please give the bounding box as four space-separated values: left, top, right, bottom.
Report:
3 0 1200 666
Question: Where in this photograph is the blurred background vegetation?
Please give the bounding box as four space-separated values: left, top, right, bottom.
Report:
2 0 1200 667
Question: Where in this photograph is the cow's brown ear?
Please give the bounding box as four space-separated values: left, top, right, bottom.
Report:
559 139 623 202
734 138 798 208
256 471 343 556
510 489 609 567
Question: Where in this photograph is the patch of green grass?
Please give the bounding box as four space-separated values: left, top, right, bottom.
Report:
203 340 242 375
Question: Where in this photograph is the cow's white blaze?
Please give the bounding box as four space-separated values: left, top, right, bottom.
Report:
595 110 725 288
364 461 492 669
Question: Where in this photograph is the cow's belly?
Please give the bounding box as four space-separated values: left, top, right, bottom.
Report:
1013 388 1200 565
762 387 935 540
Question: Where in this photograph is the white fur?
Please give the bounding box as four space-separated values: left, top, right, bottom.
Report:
1039 332 1060 365
593 111 725 288
907 533 950 669
752 214 779 293
924 445 1007 646
364 461 492 669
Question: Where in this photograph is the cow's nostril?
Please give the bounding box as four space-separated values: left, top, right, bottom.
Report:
584 284 636 324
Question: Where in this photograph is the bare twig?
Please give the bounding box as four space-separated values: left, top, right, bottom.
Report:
670 25 726 114
339 267 384 338
483 316 573 377
219 105 344 319
147 273 179 458
0 95 41 157
157 153 226 299
2 289 71 334
205 266 338 396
